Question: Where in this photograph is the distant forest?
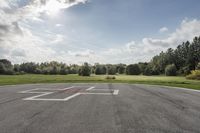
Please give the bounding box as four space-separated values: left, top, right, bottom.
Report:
0 36 200 77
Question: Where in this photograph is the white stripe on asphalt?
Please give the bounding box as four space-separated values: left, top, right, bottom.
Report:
113 90 119 95
23 92 54 100
86 86 95 91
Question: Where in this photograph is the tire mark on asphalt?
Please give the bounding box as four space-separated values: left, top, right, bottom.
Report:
108 83 115 94
129 85 200 132
162 86 200 98
108 84 123 133
28 110 43 120
111 84 151 133
130 85 187 110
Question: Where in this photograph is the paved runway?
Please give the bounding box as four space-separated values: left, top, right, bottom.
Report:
0 83 200 133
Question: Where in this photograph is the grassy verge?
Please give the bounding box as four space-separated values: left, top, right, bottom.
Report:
0 74 199 90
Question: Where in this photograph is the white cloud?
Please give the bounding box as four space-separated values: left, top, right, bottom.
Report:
51 34 64 44
159 27 168 33
55 24 63 27
0 0 10 8
98 19 200 64
144 19 200 48
0 0 88 64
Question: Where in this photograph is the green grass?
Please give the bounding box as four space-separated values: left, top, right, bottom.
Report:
0 74 200 90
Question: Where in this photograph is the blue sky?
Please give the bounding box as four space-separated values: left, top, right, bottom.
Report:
1 0 200 64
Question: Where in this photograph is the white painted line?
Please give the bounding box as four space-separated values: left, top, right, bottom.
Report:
19 86 75 93
23 92 53 100
24 98 66 101
24 93 81 101
19 88 40 93
165 86 200 93
113 90 119 95
81 92 113 95
86 86 95 91
64 93 81 101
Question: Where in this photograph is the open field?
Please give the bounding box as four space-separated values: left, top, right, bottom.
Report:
0 74 200 90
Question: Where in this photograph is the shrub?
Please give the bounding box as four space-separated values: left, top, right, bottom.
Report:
196 63 200 70
138 62 148 74
95 67 101 75
78 68 82 76
14 64 20 72
151 67 160 75
179 66 191 75
34 68 42 74
186 70 200 80
49 66 60 75
105 75 116 80
126 64 141 75
4 69 14 75
165 64 177 76
107 66 116 75
0 62 6 74
60 68 68 75
79 63 91 76
143 67 153 76
117 65 126 74
0 59 14 75
95 66 106 75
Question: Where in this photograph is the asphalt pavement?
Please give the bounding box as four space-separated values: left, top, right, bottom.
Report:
0 83 200 133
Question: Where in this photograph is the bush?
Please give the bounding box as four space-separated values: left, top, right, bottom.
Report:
143 67 152 76
151 67 160 75
49 66 60 75
34 68 42 74
186 70 200 80
60 68 68 75
107 66 116 75
179 66 191 75
95 66 106 75
14 64 20 72
126 64 141 75
105 75 116 80
117 65 125 74
196 63 200 70
0 62 6 74
78 68 82 76
165 64 177 76
95 67 101 75
4 69 14 75
0 59 14 75
79 63 91 76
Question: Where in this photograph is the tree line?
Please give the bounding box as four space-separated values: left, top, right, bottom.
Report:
0 36 200 76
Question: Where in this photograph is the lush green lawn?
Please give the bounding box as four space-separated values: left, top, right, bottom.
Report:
0 74 200 90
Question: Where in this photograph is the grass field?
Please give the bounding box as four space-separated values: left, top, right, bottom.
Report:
0 74 200 90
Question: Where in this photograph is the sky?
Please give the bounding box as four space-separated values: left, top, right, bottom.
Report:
1 0 200 64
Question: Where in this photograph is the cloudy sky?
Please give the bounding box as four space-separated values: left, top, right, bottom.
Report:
1 0 200 64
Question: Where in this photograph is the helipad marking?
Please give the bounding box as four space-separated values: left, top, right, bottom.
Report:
113 90 119 95
18 86 119 101
86 86 95 91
